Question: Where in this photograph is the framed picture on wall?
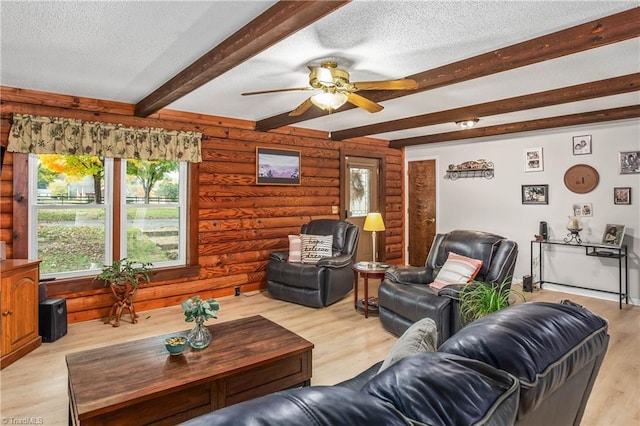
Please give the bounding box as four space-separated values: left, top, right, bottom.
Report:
572 135 592 155
619 151 640 174
601 224 626 247
614 187 631 205
524 147 543 172
522 184 548 204
572 203 592 216
256 147 301 185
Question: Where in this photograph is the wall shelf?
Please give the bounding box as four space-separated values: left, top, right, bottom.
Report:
445 168 494 180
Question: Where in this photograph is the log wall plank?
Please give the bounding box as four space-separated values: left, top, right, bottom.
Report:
0 86 403 322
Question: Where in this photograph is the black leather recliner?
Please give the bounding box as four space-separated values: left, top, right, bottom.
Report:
180 301 609 426
267 219 359 308
379 230 518 344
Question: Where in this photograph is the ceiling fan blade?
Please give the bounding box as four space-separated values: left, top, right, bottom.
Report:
346 93 384 113
288 97 315 117
353 79 418 91
242 87 313 96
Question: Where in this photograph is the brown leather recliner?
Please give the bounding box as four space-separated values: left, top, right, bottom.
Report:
379 230 518 344
267 219 359 308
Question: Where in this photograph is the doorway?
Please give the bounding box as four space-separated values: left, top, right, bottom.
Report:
407 159 437 266
343 155 381 263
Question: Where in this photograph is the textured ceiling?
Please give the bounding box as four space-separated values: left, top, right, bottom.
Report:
1 1 638 143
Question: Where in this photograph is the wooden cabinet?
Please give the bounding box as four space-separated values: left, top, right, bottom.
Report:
1 259 41 369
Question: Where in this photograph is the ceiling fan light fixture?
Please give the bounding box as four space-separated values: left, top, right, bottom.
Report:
310 91 348 112
245 60 418 115
456 119 479 129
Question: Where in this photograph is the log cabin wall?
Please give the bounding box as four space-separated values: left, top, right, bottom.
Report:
0 87 404 323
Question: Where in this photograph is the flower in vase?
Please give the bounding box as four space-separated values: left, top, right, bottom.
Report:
181 295 220 322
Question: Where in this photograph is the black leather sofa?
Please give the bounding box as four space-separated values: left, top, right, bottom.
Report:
379 229 518 344
267 219 359 308
181 301 609 426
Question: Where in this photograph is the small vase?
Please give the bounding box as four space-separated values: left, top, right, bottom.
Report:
187 316 212 349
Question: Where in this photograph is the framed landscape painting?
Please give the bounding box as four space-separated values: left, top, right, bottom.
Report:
256 147 301 185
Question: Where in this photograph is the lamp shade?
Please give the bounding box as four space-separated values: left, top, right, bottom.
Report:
310 92 348 112
363 212 385 232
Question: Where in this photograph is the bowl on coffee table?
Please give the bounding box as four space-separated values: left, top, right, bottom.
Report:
164 336 187 355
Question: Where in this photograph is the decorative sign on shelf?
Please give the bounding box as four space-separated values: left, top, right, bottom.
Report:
445 159 494 180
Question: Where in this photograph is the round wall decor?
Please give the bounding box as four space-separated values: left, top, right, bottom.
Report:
564 164 599 194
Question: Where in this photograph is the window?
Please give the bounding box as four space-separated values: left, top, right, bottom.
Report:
29 154 187 278
349 167 372 217
122 159 186 267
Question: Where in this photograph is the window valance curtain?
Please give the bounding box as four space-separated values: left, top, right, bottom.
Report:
7 114 202 162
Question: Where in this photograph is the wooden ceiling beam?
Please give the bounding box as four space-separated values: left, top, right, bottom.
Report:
255 7 640 132
134 0 351 117
389 105 640 148
331 73 640 140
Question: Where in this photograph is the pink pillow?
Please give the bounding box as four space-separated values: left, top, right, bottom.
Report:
287 235 301 263
430 252 483 290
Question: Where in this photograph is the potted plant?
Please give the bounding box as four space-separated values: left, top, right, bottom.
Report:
96 258 152 327
458 279 525 325
182 295 220 349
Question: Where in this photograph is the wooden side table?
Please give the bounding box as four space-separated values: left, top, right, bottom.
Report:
352 262 389 318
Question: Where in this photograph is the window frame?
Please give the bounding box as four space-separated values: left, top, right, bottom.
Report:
13 153 199 293
120 159 187 269
28 155 115 280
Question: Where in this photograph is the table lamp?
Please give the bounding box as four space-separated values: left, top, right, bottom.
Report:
363 212 385 264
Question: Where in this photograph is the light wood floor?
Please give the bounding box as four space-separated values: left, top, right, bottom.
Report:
1 283 638 425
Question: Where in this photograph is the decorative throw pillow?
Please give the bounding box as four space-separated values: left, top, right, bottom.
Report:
430 252 483 290
287 235 302 263
378 318 438 373
300 234 333 264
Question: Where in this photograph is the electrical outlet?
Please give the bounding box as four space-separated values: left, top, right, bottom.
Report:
234 286 240 296
331 205 339 214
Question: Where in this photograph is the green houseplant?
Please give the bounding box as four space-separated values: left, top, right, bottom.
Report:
458 279 525 325
181 295 220 349
96 258 152 327
97 258 152 288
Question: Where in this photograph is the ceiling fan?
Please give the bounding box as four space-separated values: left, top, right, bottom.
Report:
242 61 419 116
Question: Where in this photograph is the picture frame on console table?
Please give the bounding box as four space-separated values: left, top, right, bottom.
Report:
601 224 625 247
256 147 301 185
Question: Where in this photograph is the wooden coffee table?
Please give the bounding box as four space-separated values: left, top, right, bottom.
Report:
67 315 313 425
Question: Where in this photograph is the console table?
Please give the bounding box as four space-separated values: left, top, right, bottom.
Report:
530 240 628 309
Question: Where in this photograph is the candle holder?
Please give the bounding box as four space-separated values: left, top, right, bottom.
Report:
564 216 583 244
563 228 583 244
